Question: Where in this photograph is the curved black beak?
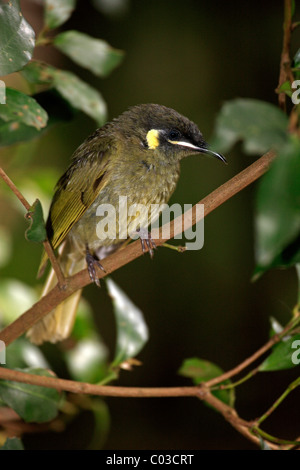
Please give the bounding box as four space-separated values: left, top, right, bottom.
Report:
199 147 227 164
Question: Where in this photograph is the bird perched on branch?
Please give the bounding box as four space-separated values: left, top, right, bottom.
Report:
27 103 226 344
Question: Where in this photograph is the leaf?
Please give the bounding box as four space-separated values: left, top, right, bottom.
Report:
25 199 47 243
21 61 56 85
106 278 149 367
277 80 293 98
0 279 37 326
253 234 300 281
44 0 76 29
255 136 300 270
0 89 48 130
92 0 130 17
0 367 62 422
0 0 35 75
0 437 24 450
0 226 12 267
65 299 110 383
292 48 300 80
259 437 272 450
178 357 234 407
6 338 50 370
52 70 107 125
66 338 109 383
0 90 74 147
21 62 107 125
87 399 110 450
54 30 124 77
259 334 300 371
210 98 289 154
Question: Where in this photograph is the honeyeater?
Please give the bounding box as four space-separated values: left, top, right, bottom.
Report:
27 103 226 344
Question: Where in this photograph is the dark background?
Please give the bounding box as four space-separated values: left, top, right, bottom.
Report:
2 0 300 450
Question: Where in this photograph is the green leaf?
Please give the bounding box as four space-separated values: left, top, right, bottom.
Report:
210 98 289 154
0 437 24 450
106 278 149 367
92 0 129 17
88 399 110 450
0 90 74 147
65 299 110 383
44 0 76 29
0 226 12 267
259 333 300 371
0 119 40 146
6 338 50 370
259 437 272 450
277 80 293 97
0 89 48 130
255 136 300 270
178 357 234 407
21 62 107 125
0 0 35 75
52 70 107 125
21 61 55 85
54 30 124 77
0 367 61 422
66 338 109 383
25 199 47 243
0 279 37 326
292 48 300 80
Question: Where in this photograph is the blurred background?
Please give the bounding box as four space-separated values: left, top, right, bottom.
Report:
0 0 299 450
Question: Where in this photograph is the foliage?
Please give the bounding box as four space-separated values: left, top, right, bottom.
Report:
0 0 299 452
0 0 124 144
0 0 135 449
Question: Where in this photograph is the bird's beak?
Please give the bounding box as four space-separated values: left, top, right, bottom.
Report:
197 146 227 164
169 140 227 164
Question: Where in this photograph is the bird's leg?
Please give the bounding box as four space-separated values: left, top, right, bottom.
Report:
85 245 106 287
136 228 157 259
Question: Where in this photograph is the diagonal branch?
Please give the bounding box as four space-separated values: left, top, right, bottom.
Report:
0 150 276 346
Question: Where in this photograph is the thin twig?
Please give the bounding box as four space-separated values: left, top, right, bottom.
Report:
206 311 300 388
0 166 66 288
42 240 66 288
277 0 294 110
0 167 30 211
0 151 276 346
256 377 300 427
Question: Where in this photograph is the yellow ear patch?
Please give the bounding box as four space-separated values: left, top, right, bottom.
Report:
146 129 160 150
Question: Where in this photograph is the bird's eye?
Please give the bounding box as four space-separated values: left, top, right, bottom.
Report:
168 129 181 141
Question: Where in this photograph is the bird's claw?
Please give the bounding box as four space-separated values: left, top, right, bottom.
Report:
137 229 157 259
86 249 106 287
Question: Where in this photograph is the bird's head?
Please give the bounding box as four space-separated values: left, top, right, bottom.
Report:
113 103 226 164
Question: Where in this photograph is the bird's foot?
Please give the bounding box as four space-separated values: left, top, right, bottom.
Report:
86 247 106 287
136 228 157 259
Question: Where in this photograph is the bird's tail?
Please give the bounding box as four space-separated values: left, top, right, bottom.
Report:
27 240 85 345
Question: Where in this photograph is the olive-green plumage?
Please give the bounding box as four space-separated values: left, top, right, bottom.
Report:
27 104 225 344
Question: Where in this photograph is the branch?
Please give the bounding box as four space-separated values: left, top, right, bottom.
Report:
206 309 300 387
0 166 66 287
0 150 276 346
0 366 280 449
0 167 30 211
277 0 294 110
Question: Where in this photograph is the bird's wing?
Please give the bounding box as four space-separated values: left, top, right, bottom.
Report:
38 142 114 277
48 149 111 250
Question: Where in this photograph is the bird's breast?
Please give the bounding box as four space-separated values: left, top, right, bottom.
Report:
69 160 180 251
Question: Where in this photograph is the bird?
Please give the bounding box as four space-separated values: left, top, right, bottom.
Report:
27 103 226 344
